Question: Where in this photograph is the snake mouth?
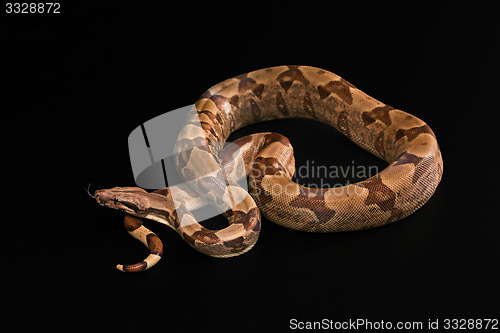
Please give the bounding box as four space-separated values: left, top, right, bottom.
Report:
94 190 131 213
94 190 111 206
94 189 147 216
113 202 137 215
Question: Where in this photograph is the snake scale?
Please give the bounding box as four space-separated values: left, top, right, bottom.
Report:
94 65 443 272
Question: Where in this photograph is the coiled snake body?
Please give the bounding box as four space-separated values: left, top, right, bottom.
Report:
95 66 443 272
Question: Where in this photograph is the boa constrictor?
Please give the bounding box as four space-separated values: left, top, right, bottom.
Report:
94 65 443 272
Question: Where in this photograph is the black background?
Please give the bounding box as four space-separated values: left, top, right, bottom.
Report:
2 1 498 331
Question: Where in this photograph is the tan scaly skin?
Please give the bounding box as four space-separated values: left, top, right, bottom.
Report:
95 66 443 272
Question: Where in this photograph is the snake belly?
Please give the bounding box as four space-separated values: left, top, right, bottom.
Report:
95 65 443 272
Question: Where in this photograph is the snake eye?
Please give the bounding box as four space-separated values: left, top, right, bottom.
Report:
114 197 118 204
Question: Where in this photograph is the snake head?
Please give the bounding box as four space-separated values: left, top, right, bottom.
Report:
94 187 151 217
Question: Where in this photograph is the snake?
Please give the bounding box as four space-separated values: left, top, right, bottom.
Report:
94 65 443 272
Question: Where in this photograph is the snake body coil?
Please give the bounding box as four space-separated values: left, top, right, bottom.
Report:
95 66 443 272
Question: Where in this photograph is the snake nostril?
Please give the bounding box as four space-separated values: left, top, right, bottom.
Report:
93 190 110 204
